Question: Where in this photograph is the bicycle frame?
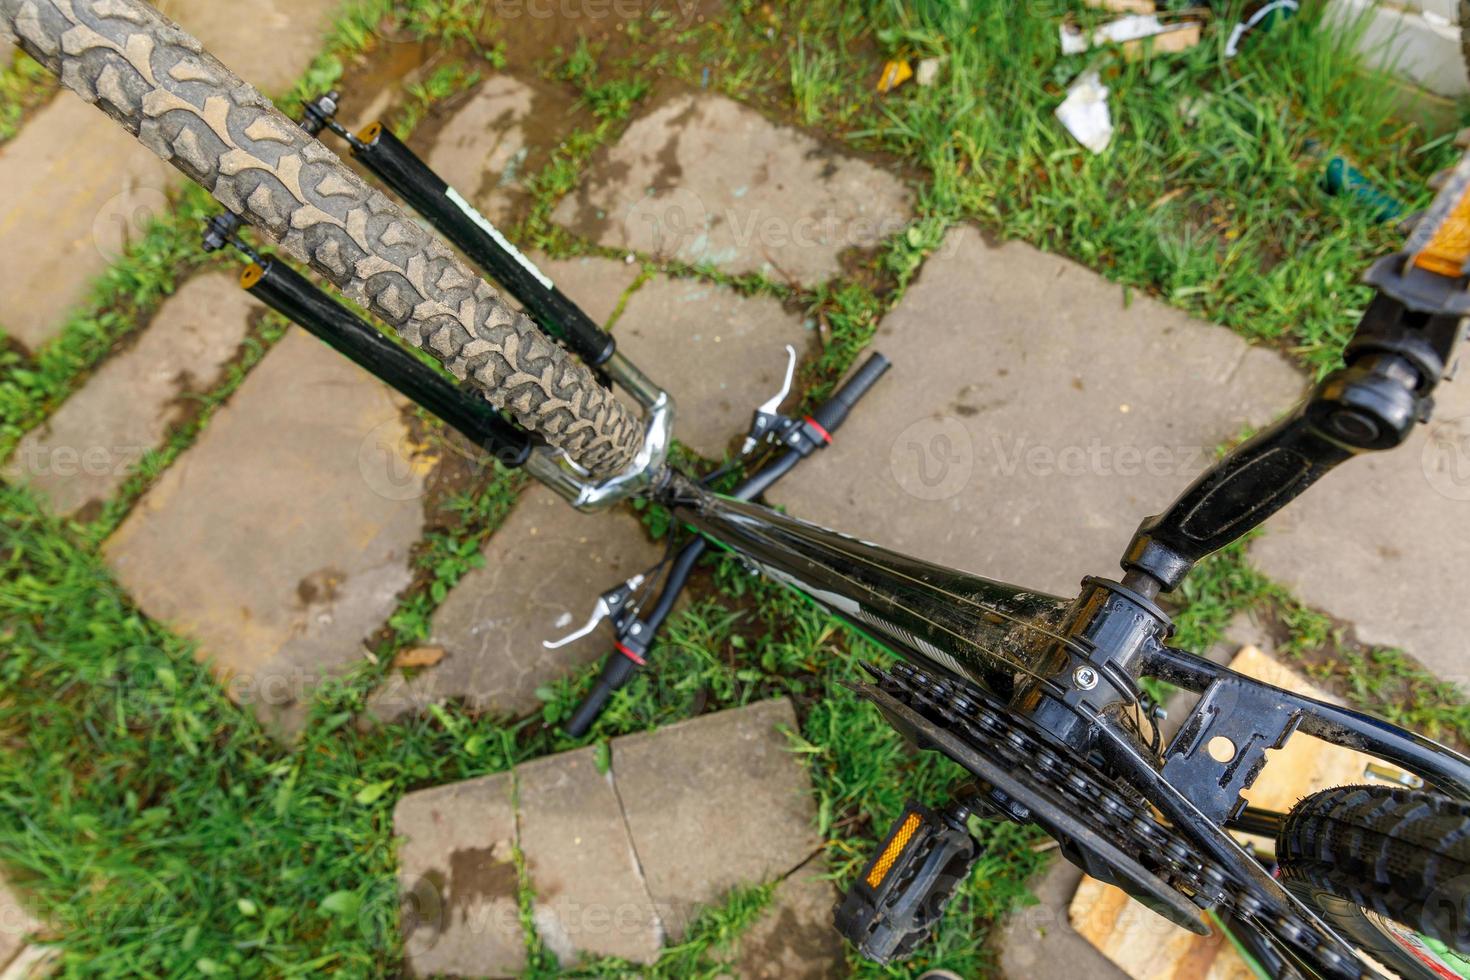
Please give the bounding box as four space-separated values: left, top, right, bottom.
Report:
667 478 1470 976
670 484 1470 802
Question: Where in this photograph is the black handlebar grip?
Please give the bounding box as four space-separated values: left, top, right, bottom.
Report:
811 353 892 434
564 653 639 738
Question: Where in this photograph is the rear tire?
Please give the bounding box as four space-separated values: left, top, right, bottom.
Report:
1277 785 1470 980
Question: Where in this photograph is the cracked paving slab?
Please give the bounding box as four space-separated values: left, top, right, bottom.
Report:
392 699 823 970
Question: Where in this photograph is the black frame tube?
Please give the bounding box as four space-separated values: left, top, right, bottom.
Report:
353 123 617 368
242 260 534 467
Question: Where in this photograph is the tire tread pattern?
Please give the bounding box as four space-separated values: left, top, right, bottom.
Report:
1278 784 1470 974
0 0 642 476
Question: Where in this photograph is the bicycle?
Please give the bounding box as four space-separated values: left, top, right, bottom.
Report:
5 0 1470 976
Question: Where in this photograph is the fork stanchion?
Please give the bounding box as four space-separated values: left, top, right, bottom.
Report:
563 353 892 738
346 119 617 369
239 259 535 467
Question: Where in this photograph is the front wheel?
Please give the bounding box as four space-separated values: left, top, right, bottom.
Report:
1277 785 1470 979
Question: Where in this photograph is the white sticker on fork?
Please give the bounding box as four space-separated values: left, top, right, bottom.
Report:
445 186 554 291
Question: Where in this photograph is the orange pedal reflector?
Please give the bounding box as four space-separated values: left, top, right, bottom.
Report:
866 811 923 888
1411 152 1470 278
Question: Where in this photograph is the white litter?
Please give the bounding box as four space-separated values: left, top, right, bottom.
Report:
916 57 942 87
1061 14 1170 54
1055 70 1114 154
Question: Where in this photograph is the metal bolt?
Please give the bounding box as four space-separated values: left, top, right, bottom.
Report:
1073 666 1099 690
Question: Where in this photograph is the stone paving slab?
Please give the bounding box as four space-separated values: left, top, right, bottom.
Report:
426 74 578 227
552 91 913 287
105 328 427 735
728 859 846 980
614 698 822 941
518 747 663 966
997 858 1130 980
613 274 812 459
393 774 525 978
0 95 174 350
1250 375 1470 684
392 699 822 970
767 227 1306 598
369 484 662 722
0 878 40 973
3 272 262 516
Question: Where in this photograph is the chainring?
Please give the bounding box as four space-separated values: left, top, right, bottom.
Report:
852 661 1375 980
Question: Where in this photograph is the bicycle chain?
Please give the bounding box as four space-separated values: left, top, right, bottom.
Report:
868 660 1370 979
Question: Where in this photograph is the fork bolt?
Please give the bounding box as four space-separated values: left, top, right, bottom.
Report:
1073 666 1099 690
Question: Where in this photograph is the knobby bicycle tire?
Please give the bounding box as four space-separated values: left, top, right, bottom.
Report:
0 0 643 477
1278 784 1470 980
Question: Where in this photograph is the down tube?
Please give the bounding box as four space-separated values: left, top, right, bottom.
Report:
673 492 1068 696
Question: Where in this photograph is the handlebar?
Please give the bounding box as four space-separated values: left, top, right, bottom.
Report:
564 352 892 738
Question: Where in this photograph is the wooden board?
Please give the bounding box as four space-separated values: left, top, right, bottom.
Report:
1069 645 1403 979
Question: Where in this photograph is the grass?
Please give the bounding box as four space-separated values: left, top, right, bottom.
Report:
0 48 56 144
666 0 1465 373
1 0 1468 975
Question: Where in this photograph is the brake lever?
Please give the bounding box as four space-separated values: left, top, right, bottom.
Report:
543 573 645 649
740 344 798 455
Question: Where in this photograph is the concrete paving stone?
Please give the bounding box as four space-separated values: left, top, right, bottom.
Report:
612 698 821 941
1328 0 1468 98
552 92 913 287
426 74 578 227
0 95 174 350
728 859 846 980
105 328 427 735
393 773 527 979
766 227 1307 599
996 858 1129 980
0 877 40 972
612 274 812 459
369 484 662 722
518 746 663 966
155 0 345 96
1250 373 1470 686
2 273 262 516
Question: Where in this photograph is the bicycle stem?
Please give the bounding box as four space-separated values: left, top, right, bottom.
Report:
1119 158 1470 595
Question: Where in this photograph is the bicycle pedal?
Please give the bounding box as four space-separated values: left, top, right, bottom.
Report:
834 800 979 964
